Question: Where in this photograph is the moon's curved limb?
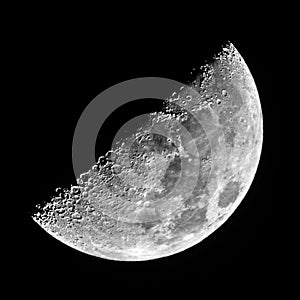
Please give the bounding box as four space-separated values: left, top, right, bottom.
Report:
32 42 263 261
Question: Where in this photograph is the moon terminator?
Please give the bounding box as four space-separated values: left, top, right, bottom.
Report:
33 42 263 261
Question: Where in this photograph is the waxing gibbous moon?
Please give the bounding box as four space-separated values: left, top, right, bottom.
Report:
33 43 263 261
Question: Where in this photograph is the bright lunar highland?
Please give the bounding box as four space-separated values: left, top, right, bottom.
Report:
33 43 263 261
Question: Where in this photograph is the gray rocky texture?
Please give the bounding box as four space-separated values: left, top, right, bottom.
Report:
33 43 263 261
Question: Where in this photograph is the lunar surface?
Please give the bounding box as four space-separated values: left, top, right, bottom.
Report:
33 43 263 261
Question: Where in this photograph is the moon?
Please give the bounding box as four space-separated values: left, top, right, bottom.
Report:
33 43 263 261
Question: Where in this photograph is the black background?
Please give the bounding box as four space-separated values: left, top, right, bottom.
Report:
14 18 280 295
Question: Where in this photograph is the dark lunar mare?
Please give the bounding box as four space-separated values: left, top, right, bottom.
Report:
218 181 241 208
